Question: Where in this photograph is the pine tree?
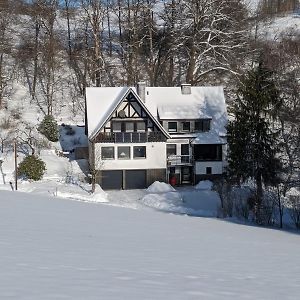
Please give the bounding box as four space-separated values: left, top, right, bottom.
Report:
227 62 282 218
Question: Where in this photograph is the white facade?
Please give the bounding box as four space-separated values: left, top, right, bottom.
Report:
94 142 167 170
195 161 224 175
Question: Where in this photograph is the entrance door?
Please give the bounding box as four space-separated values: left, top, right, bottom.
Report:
181 166 192 184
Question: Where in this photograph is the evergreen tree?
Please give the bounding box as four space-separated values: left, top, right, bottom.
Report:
227 62 282 218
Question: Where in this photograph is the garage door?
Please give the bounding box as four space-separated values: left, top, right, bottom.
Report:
125 170 147 189
101 170 123 190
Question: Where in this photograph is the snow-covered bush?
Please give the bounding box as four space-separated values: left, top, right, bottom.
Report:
213 179 234 218
18 155 46 181
38 115 59 142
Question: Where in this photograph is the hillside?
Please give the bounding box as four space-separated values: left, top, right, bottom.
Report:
1 190 300 299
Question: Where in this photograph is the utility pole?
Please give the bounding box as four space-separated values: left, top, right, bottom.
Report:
14 139 17 191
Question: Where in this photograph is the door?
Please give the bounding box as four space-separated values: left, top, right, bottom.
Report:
181 166 192 184
181 144 189 163
101 170 123 190
125 170 147 189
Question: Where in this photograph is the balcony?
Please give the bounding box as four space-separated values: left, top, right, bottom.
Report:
167 155 193 166
95 132 166 143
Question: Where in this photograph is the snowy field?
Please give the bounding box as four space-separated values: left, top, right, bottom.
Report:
1 190 300 299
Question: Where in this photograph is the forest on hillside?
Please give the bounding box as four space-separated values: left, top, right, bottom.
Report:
0 0 299 112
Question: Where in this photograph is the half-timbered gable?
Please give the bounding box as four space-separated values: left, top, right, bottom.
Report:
93 90 168 143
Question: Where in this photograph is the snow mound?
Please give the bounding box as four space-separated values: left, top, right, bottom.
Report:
195 180 213 190
146 181 176 193
142 191 185 213
287 187 300 197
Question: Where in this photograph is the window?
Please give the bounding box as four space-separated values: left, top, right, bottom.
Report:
167 144 177 157
133 146 146 158
168 122 177 132
195 120 211 132
203 120 210 132
125 122 134 132
194 144 222 161
118 146 130 159
182 121 190 132
136 121 146 132
101 147 114 159
112 122 122 132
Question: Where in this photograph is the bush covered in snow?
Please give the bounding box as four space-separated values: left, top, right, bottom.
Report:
38 115 59 142
18 155 46 181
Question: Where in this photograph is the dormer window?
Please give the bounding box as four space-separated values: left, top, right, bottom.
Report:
168 122 177 132
182 121 190 132
195 119 210 132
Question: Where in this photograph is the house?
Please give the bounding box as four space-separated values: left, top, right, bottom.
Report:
85 83 228 190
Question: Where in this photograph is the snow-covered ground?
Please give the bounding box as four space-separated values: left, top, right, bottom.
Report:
0 148 221 216
259 14 300 40
1 190 300 299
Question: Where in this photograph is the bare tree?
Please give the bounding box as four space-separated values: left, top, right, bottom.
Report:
179 0 249 85
0 0 13 108
81 0 106 87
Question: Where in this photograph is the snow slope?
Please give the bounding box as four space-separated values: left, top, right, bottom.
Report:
1 190 300 299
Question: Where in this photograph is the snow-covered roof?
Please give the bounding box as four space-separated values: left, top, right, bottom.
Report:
86 87 170 140
157 104 212 120
143 86 227 137
86 87 127 139
86 85 227 141
192 131 226 145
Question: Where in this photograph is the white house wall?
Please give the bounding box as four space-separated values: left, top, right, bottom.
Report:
94 142 167 170
195 161 224 175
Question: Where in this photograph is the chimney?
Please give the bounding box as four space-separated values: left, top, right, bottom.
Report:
181 83 191 95
137 82 146 102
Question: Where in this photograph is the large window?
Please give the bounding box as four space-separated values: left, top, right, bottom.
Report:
168 122 177 132
101 147 114 159
195 120 211 132
166 144 177 157
118 146 130 159
194 144 222 161
133 146 146 158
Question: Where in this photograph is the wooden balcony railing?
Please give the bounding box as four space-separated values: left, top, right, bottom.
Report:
95 132 166 143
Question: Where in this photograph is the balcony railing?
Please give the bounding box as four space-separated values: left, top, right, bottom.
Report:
167 155 193 166
95 132 166 143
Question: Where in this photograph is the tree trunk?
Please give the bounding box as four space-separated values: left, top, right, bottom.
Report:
186 41 196 84
65 0 72 59
255 170 263 222
277 185 283 228
32 19 40 99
